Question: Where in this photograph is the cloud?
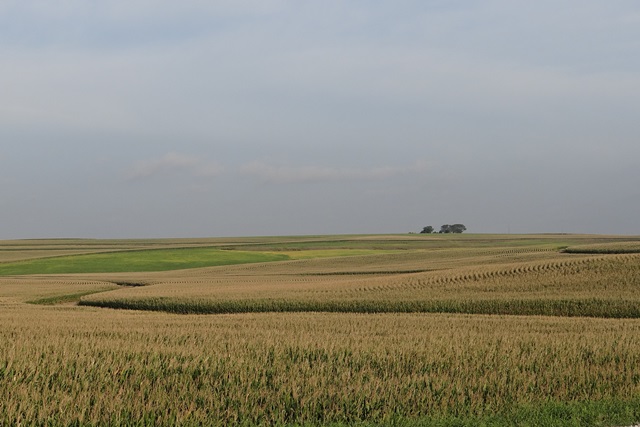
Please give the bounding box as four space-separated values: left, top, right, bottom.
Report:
127 152 223 180
240 160 429 183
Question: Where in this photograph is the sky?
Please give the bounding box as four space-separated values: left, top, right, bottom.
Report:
2 1 640 238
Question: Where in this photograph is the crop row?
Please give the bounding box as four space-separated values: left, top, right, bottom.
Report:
78 296 640 318
563 241 640 254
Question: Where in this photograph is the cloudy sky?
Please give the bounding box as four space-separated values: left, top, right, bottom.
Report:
2 1 640 238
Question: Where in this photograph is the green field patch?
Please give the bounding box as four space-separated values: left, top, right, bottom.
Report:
0 248 290 275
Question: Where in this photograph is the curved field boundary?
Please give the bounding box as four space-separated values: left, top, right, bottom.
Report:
78 296 640 318
27 287 117 305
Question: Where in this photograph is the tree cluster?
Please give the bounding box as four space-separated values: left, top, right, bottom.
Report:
420 224 466 234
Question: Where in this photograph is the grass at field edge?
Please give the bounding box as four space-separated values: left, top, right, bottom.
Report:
27 287 118 305
314 398 640 427
12 398 636 426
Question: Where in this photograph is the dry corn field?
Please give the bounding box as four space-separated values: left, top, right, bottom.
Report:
1 234 640 426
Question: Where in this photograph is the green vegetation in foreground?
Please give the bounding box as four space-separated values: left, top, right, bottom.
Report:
0 248 290 275
318 398 640 427
4 397 636 426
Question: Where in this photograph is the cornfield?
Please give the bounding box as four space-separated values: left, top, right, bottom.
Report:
1 234 639 426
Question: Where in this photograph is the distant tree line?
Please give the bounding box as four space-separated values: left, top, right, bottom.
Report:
421 224 466 234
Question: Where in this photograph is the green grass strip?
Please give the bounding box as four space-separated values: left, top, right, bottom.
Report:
0 248 290 275
28 288 118 305
312 398 640 427
9 397 636 426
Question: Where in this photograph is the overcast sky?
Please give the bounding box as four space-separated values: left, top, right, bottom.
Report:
2 1 640 238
